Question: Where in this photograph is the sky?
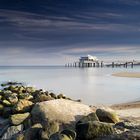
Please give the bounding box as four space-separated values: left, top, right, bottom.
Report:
0 0 140 65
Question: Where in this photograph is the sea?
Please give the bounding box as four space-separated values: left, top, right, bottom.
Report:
0 66 139 105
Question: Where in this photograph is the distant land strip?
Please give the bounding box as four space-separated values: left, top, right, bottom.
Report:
112 72 140 78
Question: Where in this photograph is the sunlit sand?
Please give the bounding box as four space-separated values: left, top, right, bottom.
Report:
112 72 140 78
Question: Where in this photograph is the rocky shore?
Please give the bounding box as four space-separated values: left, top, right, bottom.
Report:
0 81 140 140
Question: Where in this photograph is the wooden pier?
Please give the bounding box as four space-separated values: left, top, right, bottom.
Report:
65 55 140 68
65 61 137 68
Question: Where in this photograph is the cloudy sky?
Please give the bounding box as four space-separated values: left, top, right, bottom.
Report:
0 0 140 65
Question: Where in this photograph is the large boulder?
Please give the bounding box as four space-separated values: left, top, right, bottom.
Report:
96 108 120 124
10 112 30 125
13 99 33 113
31 99 93 129
76 121 114 140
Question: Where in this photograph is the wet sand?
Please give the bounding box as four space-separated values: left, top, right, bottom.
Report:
112 72 140 78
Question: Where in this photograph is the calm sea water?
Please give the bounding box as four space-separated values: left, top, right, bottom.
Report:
0 66 139 105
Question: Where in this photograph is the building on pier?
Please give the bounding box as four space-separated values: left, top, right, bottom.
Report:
78 55 100 67
79 55 98 63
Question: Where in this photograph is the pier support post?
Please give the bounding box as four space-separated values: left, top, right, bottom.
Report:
78 62 80 67
131 62 134 68
97 62 99 67
101 61 103 67
112 62 114 68
125 62 128 68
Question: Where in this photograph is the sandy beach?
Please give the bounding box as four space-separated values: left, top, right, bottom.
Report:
111 101 140 122
111 72 140 121
112 72 140 78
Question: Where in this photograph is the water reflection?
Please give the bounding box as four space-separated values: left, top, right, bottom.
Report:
0 66 139 105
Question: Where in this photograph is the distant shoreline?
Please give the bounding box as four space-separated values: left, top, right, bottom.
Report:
112 72 140 78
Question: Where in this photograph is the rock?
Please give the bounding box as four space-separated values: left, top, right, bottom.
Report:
76 121 114 140
49 133 72 140
0 117 10 137
2 90 12 99
49 93 57 99
18 93 33 100
0 125 9 138
23 118 32 130
11 86 19 93
0 117 10 127
2 100 12 107
96 108 120 123
118 129 140 140
24 123 42 140
7 94 18 105
18 86 25 93
96 129 140 140
35 94 53 102
1 82 23 87
25 87 36 93
13 99 33 113
31 90 40 97
10 112 30 125
0 95 2 100
76 112 99 125
3 107 12 118
8 85 18 92
11 133 24 140
61 129 76 140
0 104 4 112
115 121 139 130
31 99 93 129
1 83 6 87
41 121 59 140
57 94 66 99
1 124 23 140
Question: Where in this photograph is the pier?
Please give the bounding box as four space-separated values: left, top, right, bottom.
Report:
65 55 140 68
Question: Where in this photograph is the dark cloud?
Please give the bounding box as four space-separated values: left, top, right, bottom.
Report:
0 0 139 65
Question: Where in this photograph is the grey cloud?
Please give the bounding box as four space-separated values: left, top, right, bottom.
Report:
0 9 140 36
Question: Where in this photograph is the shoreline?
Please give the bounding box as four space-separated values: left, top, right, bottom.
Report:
111 101 140 110
112 72 140 78
110 101 140 122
